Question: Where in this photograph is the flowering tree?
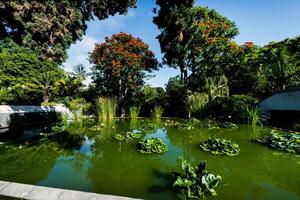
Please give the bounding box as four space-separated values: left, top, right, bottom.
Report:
91 33 159 117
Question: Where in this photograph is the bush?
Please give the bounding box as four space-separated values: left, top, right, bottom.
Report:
208 94 259 123
165 77 189 118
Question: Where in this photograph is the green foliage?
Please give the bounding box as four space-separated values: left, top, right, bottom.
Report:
51 113 70 133
0 1 136 62
96 97 117 122
91 33 159 117
208 95 259 122
257 130 300 154
187 92 209 118
66 98 91 121
165 76 189 117
153 106 164 119
241 105 261 126
154 1 238 83
135 85 167 117
113 131 143 141
165 119 237 130
136 138 168 154
172 158 222 199
0 39 78 104
205 76 229 100
200 138 240 156
130 106 140 119
224 36 300 98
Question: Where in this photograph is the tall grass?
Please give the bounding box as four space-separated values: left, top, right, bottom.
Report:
130 106 140 119
153 106 164 119
188 92 209 118
96 97 117 122
242 105 262 126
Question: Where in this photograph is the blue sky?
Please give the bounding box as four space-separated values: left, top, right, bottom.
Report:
63 0 300 87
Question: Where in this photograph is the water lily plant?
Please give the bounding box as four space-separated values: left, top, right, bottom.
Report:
200 138 240 156
114 131 143 141
136 138 168 154
172 158 222 199
257 130 300 154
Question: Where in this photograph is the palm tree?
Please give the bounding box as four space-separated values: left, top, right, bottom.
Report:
24 71 66 102
72 64 87 80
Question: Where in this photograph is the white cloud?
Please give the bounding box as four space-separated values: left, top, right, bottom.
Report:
63 35 98 73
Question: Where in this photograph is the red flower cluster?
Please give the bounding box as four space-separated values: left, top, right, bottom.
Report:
91 32 158 81
244 41 254 48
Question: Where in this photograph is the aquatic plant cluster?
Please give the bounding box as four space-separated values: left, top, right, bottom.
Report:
257 131 300 154
172 158 222 199
113 132 143 141
164 119 238 130
200 138 240 156
136 138 169 154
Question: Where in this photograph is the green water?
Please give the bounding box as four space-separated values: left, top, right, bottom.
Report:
0 119 299 200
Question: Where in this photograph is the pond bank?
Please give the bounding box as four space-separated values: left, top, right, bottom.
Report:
0 180 139 200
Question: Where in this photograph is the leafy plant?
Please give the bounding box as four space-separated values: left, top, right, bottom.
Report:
217 122 238 129
113 131 143 141
51 113 70 133
257 130 300 154
172 158 222 199
241 105 262 126
96 97 117 122
130 106 140 119
153 106 164 119
187 92 209 118
136 138 168 154
200 138 240 156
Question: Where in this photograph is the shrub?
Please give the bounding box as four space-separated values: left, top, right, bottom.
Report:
153 106 164 119
130 106 140 119
208 94 259 123
187 92 209 118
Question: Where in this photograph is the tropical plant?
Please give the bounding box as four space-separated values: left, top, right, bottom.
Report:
51 113 70 133
136 138 168 154
241 105 261 126
153 106 164 119
187 92 209 118
172 158 222 199
130 106 140 119
96 97 117 122
205 76 230 101
91 33 159 117
0 0 136 62
66 98 91 121
200 138 240 156
257 130 300 154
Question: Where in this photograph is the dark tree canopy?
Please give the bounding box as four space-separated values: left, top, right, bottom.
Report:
153 0 238 84
0 0 136 63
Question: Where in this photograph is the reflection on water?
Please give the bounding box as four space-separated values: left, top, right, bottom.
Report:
0 119 299 200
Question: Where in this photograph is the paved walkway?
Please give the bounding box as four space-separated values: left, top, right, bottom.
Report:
0 181 139 200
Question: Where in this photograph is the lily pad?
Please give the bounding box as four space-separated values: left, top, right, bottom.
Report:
257 131 300 154
200 138 240 156
113 132 143 141
136 138 168 154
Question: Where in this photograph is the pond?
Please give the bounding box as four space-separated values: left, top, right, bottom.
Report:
0 119 299 200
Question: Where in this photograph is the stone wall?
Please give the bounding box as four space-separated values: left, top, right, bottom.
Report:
0 105 71 128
